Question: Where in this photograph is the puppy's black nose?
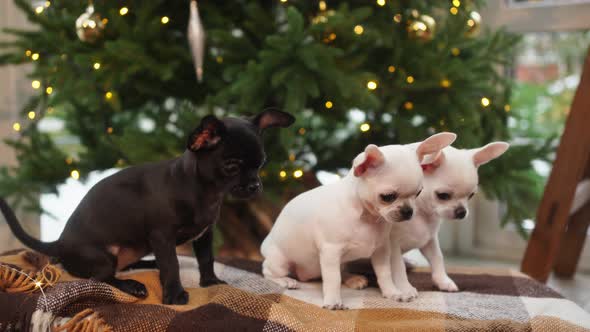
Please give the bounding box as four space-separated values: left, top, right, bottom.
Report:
400 206 413 220
454 206 467 219
247 183 261 193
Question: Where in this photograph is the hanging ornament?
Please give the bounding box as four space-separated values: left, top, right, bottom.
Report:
75 3 105 43
188 0 205 82
407 14 436 41
311 1 335 24
465 11 482 38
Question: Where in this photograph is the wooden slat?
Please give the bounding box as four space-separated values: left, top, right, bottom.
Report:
521 48 590 282
553 201 590 278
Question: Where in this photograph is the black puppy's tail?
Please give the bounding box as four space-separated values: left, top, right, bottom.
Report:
0 198 59 256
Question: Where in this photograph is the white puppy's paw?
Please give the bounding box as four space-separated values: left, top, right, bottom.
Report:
382 287 417 302
398 284 419 301
344 274 369 290
271 277 300 289
322 301 348 310
433 275 459 292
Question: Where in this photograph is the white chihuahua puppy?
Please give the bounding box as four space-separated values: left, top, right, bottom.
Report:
345 142 509 301
260 133 457 309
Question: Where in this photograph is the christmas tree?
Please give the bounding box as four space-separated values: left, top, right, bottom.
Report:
0 0 550 248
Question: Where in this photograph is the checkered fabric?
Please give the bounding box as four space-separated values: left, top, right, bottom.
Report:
1 250 589 331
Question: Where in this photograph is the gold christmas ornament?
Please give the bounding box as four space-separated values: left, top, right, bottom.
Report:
465 11 481 37
407 14 436 41
75 4 105 43
188 0 205 82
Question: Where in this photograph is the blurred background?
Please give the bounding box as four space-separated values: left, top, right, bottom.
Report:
0 0 589 303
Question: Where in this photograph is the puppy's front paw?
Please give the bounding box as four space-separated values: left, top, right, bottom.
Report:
200 277 227 287
163 287 189 305
398 284 419 301
433 275 459 292
322 302 348 310
344 274 369 290
271 277 299 289
382 287 416 302
118 279 148 298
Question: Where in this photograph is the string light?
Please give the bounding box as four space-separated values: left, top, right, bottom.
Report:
504 104 511 112
406 76 414 84
280 0 287 2
388 65 396 73
12 122 21 132
453 0 461 7
451 47 460 56
161 16 169 24
102 18 109 25
107 127 113 134
28 111 36 120
440 79 451 88
367 80 377 90
46 86 53 94
450 7 458 15
93 62 101 70
119 7 129 16
404 101 414 110
279 170 287 178
31 53 40 61
376 0 386 6
319 0 327 10
354 25 364 35
328 33 336 41
45 1 51 8
35 6 44 14
393 14 402 23
216 56 223 63
25 50 32 57
70 170 80 180
293 169 303 178
325 101 333 109
298 127 306 135
289 153 296 161
105 91 113 99
31 80 41 89
65 157 73 165
360 123 370 132
47 107 54 114
481 97 491 107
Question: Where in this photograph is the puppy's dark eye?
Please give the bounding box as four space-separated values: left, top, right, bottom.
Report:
436 192 452 201
380 193 397 203
416 189 422 197
223 163 240 175
468 192 475 200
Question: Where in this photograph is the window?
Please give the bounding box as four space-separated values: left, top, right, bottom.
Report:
441 1 590 271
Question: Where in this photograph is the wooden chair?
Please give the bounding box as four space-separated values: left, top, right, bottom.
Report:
521 48 590 282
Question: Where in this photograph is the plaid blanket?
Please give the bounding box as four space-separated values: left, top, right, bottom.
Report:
1 249 589 331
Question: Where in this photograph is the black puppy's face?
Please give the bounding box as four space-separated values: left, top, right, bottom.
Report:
187 110 294 199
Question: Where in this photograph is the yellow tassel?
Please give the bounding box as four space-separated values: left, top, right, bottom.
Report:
53 309 113 332
0 263 61 293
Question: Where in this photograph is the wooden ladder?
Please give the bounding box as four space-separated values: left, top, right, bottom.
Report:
521 48 590 282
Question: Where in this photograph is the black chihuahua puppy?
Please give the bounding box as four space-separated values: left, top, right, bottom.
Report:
0 110 294 305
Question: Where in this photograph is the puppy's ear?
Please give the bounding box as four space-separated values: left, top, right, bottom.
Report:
353 144 385 177
472 142 509 167
416 132 457 163
251 109 295 133
421 150 446 174
187 115 226 152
